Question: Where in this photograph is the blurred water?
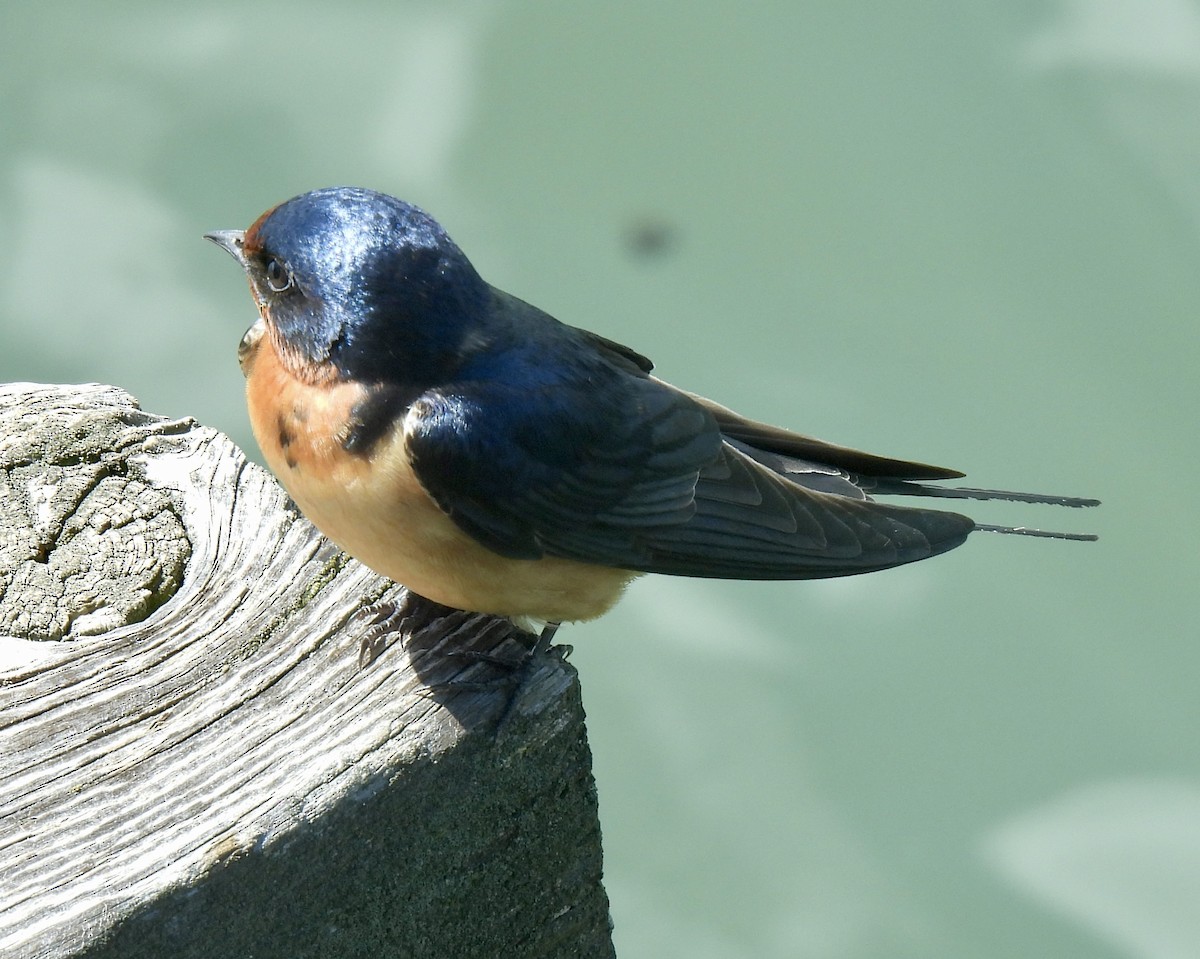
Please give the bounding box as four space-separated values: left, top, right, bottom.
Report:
3 2 1196 956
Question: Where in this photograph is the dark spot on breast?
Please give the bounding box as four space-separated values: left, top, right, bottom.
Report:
341 384 416 457
276 414 294 450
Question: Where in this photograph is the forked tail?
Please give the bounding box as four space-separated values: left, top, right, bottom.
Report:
870 479 1100 542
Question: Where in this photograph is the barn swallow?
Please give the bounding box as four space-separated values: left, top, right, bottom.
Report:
206 187 1097 633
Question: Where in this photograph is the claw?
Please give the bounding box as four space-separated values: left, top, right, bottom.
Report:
354 593 417 667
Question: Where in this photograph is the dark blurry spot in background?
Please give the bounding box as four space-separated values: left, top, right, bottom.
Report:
623 217 678 260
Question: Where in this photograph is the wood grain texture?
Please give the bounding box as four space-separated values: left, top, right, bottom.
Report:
0 383 613 959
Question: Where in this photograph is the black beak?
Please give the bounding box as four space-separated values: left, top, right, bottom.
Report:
204 230 249 269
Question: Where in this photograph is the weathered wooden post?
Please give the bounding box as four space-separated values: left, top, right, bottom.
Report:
0 383 614 959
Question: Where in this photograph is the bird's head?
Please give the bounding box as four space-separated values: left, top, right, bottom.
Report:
206 187 489 385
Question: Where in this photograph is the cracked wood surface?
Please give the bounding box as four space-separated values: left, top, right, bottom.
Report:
0 383 613 959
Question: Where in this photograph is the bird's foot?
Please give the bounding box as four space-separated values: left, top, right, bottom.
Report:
353 591 457 666
424 621 565 689
355 596 408 667
423 621 567 734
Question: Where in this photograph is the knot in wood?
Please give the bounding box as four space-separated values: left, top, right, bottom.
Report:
0 384 193 640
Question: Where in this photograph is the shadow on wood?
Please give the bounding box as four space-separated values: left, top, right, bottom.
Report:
0 383 614 959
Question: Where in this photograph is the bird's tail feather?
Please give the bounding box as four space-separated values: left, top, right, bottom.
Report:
871 480 1099 509
973 524 1098 542
869 479 1100 542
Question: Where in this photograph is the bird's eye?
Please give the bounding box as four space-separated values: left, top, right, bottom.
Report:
265 258 293 293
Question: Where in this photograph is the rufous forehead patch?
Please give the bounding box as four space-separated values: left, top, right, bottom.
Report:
242 203 280 256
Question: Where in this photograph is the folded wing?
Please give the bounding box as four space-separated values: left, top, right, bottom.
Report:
405 359 982 580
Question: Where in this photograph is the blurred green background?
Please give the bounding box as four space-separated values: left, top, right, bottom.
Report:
3 2 1196 956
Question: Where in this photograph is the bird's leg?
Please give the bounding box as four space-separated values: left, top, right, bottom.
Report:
534 621 561 655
